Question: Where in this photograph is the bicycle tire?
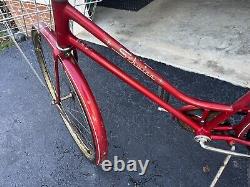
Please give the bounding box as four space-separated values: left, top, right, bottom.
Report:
32 29 107 163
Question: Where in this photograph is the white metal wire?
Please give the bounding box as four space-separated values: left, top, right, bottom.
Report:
0 0 102 39
0 7 46 87
0 0 102 88
0 0 51 39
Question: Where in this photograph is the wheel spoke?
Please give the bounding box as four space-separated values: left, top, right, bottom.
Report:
33 33 96 160
64 107 91 135
64 107 93 147
66 107 89 124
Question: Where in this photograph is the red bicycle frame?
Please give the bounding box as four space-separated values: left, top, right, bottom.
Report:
34 0 250 163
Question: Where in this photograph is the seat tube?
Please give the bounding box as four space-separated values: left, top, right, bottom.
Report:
51 0 71 49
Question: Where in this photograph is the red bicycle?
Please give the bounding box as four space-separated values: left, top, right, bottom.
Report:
32 0 250 165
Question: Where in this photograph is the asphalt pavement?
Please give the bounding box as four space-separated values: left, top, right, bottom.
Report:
0 40 249 186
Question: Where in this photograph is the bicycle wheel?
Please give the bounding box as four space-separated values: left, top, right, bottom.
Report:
32 30 98 162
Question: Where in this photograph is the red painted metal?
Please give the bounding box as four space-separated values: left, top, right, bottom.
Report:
64 3 233 112
211 135 250 146
34 0 250 161
68 35 202 132
62 56 108 164
33 23 108 165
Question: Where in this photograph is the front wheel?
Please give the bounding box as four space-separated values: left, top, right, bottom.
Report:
32 29 108 164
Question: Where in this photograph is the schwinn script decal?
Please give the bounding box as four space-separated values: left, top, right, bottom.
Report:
119 48 155 80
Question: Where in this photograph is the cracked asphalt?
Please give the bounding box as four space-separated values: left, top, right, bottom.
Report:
0 40 249 186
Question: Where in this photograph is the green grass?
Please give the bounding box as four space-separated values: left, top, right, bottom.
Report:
0 31 13 52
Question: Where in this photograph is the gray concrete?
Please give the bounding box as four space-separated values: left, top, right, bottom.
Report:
77 0 250 88
0 40 249 186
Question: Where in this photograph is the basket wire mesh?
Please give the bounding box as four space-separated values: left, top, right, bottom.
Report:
0 0 52 40
0 0 102 87
0 0 101 39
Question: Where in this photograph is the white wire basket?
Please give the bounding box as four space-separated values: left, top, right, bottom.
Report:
0 0 102 87
0 0 102 40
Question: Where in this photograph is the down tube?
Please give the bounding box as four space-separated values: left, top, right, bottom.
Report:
68 36 202 133
64 4 232 112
